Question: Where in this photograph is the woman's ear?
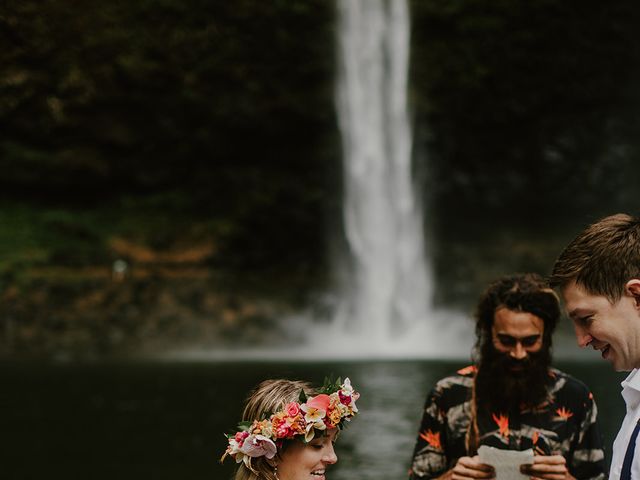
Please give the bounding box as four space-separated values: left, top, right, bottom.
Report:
625 279 640 308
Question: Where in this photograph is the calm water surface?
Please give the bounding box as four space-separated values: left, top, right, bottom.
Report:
0 360 626 480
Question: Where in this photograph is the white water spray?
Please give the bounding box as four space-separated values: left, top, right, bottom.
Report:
333 0 433 346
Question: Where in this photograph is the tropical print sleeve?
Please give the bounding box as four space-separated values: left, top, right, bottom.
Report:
409 385 449 479
409 371 475 479
566 389 606 480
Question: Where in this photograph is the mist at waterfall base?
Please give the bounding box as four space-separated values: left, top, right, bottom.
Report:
3 359 626 480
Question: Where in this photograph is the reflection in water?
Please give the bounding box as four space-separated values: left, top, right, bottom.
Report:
340 362 439 479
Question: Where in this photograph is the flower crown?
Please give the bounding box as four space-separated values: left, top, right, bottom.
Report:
221 377 359 468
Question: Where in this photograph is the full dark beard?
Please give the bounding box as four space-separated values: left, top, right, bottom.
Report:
475 343 552 414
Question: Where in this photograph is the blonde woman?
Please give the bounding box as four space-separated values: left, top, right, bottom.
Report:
222 377 359 480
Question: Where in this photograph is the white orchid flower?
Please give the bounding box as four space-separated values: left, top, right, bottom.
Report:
239 434 277 459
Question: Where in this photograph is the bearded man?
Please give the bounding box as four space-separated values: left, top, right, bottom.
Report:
409 273 606 480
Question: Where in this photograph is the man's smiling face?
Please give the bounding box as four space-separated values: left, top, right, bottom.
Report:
562 279 640 372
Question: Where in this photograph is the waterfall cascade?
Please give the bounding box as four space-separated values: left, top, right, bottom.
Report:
333 0 433 345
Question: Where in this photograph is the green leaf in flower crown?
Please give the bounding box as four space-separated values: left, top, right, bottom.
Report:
318 374 343 394
298 388 307 403
237 421 253 431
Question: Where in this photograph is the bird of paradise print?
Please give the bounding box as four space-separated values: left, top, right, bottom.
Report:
457 365 477 375
556 407 574 420
419 429 442 450
492 413 510 438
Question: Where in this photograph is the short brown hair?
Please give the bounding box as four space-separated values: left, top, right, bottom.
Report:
550 213 640 302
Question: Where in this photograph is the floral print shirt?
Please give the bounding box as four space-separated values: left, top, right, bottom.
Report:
409 366 606 480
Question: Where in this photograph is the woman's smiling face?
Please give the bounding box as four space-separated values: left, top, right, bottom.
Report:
277 428 338 480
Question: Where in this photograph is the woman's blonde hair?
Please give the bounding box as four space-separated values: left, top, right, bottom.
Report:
233 379 315 480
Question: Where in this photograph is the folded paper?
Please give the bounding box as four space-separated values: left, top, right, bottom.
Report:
478 445 534 480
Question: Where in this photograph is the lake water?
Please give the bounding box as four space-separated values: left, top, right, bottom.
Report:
1 359 627 480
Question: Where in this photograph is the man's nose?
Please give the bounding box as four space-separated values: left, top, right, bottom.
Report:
510 342 527 360
323 443 338 465
574 324 593 348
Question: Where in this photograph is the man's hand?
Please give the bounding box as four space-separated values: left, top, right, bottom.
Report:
439 455 495 480
520 454 576 480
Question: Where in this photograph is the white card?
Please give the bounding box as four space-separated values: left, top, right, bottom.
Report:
477 445 534 480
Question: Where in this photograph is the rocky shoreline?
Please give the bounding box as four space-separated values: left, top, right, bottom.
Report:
0 263 307 361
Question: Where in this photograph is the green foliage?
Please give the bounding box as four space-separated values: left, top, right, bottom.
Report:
298 387 308 404
0 206 48 275
0 0 338 285
237 420 253 432
317 375 342 395
410 0 640 223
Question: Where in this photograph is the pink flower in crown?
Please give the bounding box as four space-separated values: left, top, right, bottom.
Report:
272 415 292 439
272 410 304 439
301 394 329 441
235 431 250 447
275 424 290 438
239 434 277 459
306 394 331 411
302 395 329 428
225 437 242 458
340 378 359 413
286 402 301 417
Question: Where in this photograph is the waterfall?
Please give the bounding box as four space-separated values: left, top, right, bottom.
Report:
334 0 433 345
168 0 473 361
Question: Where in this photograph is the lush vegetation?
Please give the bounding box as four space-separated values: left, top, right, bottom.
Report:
1 0 338 278
2 0 640 357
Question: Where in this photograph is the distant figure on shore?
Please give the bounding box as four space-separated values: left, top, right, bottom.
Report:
551 213 640 480
409 273 605 480
111 258 129 281
221 377 359 480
